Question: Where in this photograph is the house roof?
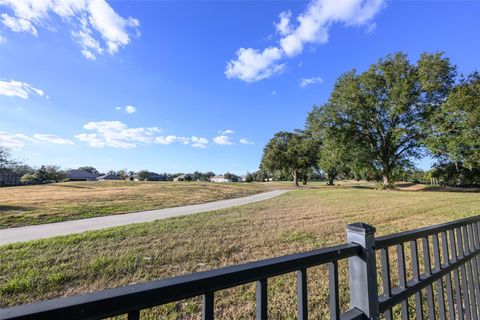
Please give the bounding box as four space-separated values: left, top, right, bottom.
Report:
68 169 98 179
147 172 162 177
211 175 226 179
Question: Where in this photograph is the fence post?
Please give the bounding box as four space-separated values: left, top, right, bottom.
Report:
346 223 379 320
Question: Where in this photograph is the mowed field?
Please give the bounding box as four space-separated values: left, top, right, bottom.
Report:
1 186 479 318
0 181 287 228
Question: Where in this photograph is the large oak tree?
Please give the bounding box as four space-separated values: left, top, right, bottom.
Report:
308 52 455 187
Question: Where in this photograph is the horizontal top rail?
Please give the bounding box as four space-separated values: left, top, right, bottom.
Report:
375 215 480 249
1 243 361 320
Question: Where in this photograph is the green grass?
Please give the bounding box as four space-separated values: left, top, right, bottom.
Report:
1 186 479 318
0 181 286 228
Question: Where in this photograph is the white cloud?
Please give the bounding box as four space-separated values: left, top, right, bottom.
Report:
125 105 136 114
73 121 238 149
271 90 277 96
0 79 44 99
0 132 73 149
275 11 292 36
214 135 233 145
191 136 209 148
0 33 6 43
299 76 323 87
219 129 234 135
0 0 140 60
33 134 74 145
225 47 285 82
0 132 25 149
0 13 37 35
239 138 254 145
225 0 384 82
115 105 137 114
75 120 161 148
155 135 189 145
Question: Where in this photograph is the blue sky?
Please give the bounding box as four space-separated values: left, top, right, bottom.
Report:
0 0 479 174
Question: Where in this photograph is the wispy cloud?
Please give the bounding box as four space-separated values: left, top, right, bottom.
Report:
299 76 323 88
0 131 73 149
239 138 254 145
116 105 136 114
0 132 25 149
125 105 136 114
213 135 234 145
75 120 213 149
225 0 384 82
219 129 234 135
0 79 44 99
0 0 140 60
75 121 160 148
191 136 209 148
33 134 74 145
155 135 190 145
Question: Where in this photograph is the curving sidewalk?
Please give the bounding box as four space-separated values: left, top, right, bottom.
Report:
0 190 289 245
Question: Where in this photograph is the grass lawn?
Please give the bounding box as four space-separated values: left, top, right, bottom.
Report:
0 181 287 228
1 186 479 318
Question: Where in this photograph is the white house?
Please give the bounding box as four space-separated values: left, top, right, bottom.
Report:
97 174 121 181
210 175 233 183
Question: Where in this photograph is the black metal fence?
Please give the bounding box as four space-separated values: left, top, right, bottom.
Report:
2 215 479 320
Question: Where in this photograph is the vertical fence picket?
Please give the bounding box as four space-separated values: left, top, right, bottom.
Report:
256 279 268 320
328 262 340 320
462 226 479 320
397 243 409 320
422 237 436 320
441 231 456 320
410 240 424 320
297 268 308 320
457 228 472 320
476 222 480 276
380 248 393 320
127 310 140 320
203 292 214 320
433 234 447 320
467 224 480 318
449 229 464 320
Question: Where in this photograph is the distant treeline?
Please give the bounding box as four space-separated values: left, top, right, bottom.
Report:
0 150 250 185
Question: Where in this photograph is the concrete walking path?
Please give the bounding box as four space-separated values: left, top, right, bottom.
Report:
0 190 289 245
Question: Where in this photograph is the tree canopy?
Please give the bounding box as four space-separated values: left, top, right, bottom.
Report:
260 130 320 186
307 52 456 187
426 72 480 169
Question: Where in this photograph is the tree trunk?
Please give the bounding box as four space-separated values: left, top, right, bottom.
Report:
293 170 299 187
327 176 335 185
303 176 307 185
382 174 394 188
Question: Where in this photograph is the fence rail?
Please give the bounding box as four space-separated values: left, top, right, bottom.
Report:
1 215 479 320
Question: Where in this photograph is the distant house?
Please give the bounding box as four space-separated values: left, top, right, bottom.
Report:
66 169 98 181
96 174 121 181
210 175 231 183
173 174 193 182
134 172 164 181
0 172 21 186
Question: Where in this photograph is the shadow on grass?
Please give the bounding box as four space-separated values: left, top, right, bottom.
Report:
0 205 34 212
56 184 96 189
